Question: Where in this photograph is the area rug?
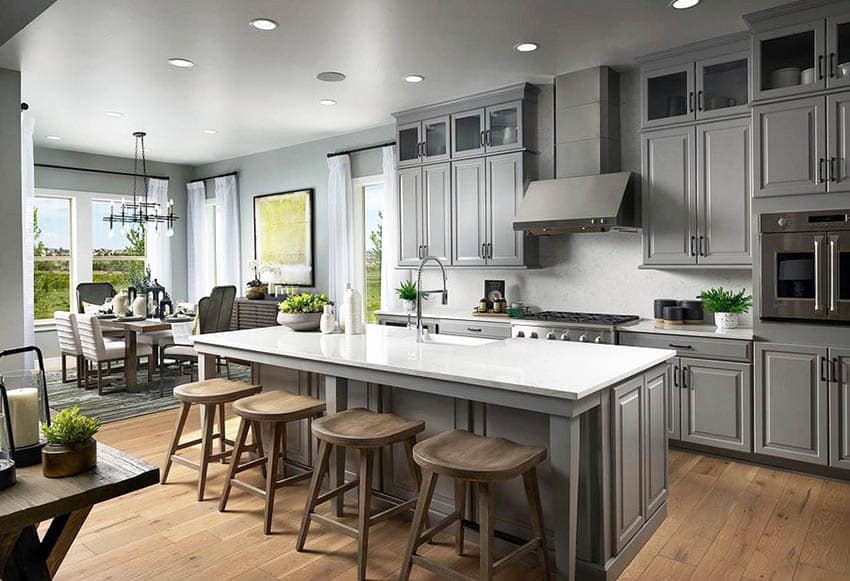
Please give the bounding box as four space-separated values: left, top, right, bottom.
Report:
45 364 252 424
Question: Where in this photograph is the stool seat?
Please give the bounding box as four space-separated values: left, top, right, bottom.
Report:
413 430 546 481
234 391 326 422
312 408 424 448
173 378 261 404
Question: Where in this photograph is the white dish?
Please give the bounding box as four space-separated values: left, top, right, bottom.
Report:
801 67 815 84
771 67 801 89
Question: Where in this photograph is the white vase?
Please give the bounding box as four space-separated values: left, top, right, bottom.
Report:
131 296 147 318
343 283 364 335
320 305 337 334
714 312 739 329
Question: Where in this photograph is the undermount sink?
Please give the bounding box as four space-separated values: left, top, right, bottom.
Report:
418 333 498 346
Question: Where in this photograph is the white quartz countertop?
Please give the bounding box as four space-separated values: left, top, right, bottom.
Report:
194 324 675 401
375 309 512 325
620 319 754 340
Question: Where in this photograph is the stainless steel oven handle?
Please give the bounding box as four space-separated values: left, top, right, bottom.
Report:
829 236 838 313
814 237 823 312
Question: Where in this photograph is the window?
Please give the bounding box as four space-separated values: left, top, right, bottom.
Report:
33 197 72 320
354 177 384 323
91 200 146 292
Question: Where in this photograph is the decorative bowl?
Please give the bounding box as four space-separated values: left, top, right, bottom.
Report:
277 312 322 331
42 438 97 478
771 67 801 89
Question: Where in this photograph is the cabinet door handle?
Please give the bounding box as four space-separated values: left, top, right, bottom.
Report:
830 157 837 183
819 158 826 183
466 327 482 333
699 235 706 256
688 91 694 113
485 129 491 146
697 90 703 111
487 242 493 259
480 243 486 259
820 356 830 382
689 235 696 256
681 366 688 388
830 53 837 78
818 54 825 80
672 365 679 387
834 357 842 384
480 131 486 147
669 343 693 350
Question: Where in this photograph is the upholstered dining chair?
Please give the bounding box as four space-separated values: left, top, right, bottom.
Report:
54 311 86 388
76 282 117 313
76 314 154 395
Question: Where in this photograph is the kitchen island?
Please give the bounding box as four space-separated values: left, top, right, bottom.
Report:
193 325 674 580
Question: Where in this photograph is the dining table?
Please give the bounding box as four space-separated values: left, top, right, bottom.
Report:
0 443 158 580
99 318 186 392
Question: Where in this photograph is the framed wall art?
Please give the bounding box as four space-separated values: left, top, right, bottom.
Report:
253 188 315 287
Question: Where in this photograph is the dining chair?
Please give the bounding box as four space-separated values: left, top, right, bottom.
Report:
76 282 117 313
76 314 155 395
54 311 86 388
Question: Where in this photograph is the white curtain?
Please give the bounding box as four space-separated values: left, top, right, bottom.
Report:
327 155 355 313
186 181 207 301
380 145 407 311
145 177 172 291
213 175 240 289
21 112 34 360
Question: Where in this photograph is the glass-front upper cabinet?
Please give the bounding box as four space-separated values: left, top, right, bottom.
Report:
696 51 750 119
753 21 825 100
485 101 523 154
422 116 450 163
641 63 695 128
451 109 486 158
397 122 422 168
827 14 850 88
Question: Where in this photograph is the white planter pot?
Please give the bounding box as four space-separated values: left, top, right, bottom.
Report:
401 300 415 312
714 312 739 329
277 312 322 331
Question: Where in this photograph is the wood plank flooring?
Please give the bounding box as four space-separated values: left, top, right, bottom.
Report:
55 406 850 580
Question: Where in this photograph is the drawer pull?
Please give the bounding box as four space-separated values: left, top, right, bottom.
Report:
668 343 693 349
466 327 482 332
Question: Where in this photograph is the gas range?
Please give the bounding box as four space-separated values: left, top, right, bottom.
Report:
511 311 640 344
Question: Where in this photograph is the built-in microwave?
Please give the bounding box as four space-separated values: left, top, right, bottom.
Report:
761 210 850 322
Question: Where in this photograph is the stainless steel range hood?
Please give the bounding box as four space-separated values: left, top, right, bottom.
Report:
513 171 639 235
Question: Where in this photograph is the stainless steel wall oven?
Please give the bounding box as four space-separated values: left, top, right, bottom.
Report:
761 210 850 322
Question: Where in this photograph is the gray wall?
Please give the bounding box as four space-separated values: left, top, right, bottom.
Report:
0 68 24 354
191 124 393 295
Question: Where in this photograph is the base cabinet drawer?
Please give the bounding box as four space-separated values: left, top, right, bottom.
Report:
437 319 510 339
619 331 752 362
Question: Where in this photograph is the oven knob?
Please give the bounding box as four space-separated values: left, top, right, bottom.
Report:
578 334 588 342
560 333 570 341
515 330 525 338
777 217 786 227
546 332 556 340
530 331 538 339
594 336 603 344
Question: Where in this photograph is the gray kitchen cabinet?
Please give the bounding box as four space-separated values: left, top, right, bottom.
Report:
612 376 645 553
451 109 486 159
751 21 826 101
397 164 451 266
485 101 524 154
681 358 752 453
753 96 826 197
396 116 450 168
696 117 751 264
644 366 668 517
451 157 487 266
696 50 751 121
755 342 829 466
397 166 423 266
397 121 422 168
641 62 695 129
827 14 850 89
642 125 696 265
827 91 850 192
486 152 525 267
829 347 850 470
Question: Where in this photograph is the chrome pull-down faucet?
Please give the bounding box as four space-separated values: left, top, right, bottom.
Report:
415 256 448 342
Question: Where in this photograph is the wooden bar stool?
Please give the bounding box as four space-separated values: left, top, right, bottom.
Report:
161 378 262 501
399 429 551 581
219 390 326 534
296 408 426 581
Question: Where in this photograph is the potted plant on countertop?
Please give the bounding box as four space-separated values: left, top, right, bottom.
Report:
697 287 753 330
41 406 101 478
245 261 268 300
277 293 333 331
396 280 421 312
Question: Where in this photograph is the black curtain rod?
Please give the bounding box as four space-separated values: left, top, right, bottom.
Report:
34 163 169 181
187 171 238 184
327 141 395 158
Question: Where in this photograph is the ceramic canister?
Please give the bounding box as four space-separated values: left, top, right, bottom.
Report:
678 300 704 324
663 306 685 325
654 299 678 324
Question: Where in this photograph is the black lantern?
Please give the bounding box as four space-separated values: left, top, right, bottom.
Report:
0 346 51 467
0 383 16 489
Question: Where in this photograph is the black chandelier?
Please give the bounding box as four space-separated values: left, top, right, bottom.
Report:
104 131 178 236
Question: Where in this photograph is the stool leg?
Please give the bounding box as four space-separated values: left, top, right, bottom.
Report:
252 421 267 479
217 402 227 462
161 402 191 484
296 440 333 551
61 353 68 383
263 422 284 534
197 403 216 501
356 449 374 581
219 417 251 512
399 470 438 581
454 479 467 556
478 481 496 581
523 469 551 580
403 437 429 532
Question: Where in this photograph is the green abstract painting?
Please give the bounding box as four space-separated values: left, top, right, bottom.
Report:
253 189 314 286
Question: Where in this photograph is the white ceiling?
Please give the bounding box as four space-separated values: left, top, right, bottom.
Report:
0 0 789 165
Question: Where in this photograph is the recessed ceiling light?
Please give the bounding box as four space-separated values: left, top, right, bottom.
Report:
105 111 124 118
250 18 278 30
45 135 62 141
317 71 346 82
670 0 699 8
404 74 425 83
168 57 195 68
202 129 218 134
319 99 337 106
514 42 539 53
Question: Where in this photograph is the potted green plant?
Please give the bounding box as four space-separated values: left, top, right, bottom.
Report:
395 280 420 312
277 293 333 331
697 287 753 329
40 406 101 478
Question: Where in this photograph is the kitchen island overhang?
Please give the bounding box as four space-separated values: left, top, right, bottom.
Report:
193 325 675 581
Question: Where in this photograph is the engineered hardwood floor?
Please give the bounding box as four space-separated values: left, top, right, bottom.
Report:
55 406 850 580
